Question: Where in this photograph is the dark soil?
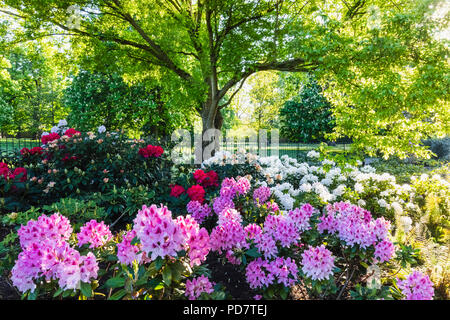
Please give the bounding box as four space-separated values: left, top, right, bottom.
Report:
206 252 256 299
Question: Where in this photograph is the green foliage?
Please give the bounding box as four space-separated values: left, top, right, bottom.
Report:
280 76 335 143
1 0 447 158
64 70 178 137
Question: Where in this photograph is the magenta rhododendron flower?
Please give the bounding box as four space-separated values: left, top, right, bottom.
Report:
397 271 434 300
253 186 271 204
77 220 112 248
185 275 214 300
17 213 72 249
301 245 335 281
186 200 211 224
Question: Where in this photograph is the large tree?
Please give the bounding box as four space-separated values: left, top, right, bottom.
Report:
0 0 448 157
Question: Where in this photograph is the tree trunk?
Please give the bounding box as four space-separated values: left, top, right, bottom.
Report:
200 94 223 159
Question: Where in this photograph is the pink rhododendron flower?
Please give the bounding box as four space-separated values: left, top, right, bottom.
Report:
217 208 242 225
244 223 263 240
185 275 215 300
266 257 298 287
210 220 246 253
11 239 98 293
254 232 278 259
245 258 274 289
17 213 72 249
213 196 235 214
77 220 112 248
117 230 149 266
187 227 210 267
301 245 335 281
133 204 185 260
288 204 315 232
397 271 434 300
374 239 395 263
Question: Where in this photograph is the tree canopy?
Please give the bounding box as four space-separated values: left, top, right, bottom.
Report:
0 0 449 158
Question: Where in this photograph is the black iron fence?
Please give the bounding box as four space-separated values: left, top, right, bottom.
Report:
0 136 350 160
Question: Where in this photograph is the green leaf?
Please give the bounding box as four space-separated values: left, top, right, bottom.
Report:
162 266 172 286
109 289 127 300
105 276 126 288
80 282 93 298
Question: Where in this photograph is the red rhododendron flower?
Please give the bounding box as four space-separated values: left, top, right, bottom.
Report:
12 167 27 182
64 128 81 137
170 184 186 198
193 169 219 187
138 145 164 158
30 147 44 155
0 162 10 179
187 185 206 203
20 148 30 156
41 133 60 144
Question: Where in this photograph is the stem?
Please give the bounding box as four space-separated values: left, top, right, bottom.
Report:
337 266 356 300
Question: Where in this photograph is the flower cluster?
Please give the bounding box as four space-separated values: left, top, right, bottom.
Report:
41 132 60 145
245 257 298 289
253 186 271 205
0 162 27 182
64 128 81 138
131 204 210 265
397 271 434 300
187 184 206 203
193 169 219 187
170 184 185 198
317 202 394 263
20 146 44 156
185 275 215 300
11 213 99 293
77 220 113 248
132 204 185 260
138 144 164 158
301 245 335 281
186 200 212 224
116 230 150 266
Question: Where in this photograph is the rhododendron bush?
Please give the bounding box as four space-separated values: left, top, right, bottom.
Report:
9 206 226 300
1 125 173 224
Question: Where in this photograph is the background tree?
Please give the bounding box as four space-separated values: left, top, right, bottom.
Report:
0 42 69 136
0 0 448 158
280 75 335 143
64 70 183 137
